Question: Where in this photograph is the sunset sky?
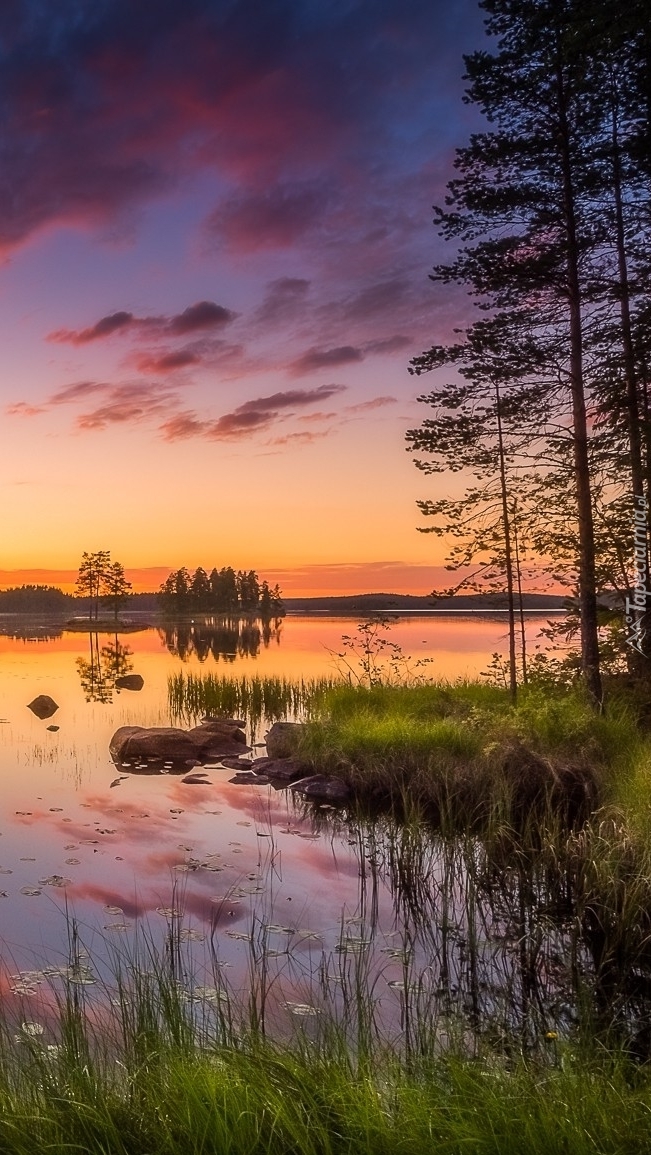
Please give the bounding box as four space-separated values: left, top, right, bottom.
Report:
0 0 485 595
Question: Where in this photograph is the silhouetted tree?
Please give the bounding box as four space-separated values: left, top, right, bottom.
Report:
101 561 132 623
76 551 111 620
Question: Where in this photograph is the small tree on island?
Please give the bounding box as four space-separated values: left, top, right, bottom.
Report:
75 550 111 620
75 551 131 622
101 561 132 623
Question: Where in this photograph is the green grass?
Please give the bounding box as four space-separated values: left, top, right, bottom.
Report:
3 943 651 1155
290 681 649 830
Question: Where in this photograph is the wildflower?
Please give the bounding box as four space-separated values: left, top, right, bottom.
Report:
545 1031 558 1040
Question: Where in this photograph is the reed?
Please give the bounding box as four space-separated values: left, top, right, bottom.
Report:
0 923 650 1154
168 670 339 733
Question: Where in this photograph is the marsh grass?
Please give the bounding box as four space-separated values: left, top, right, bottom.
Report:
168 671 339 735
1 921 651 1154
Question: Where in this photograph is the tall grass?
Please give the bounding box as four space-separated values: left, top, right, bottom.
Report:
2 919 651 1154
168 671 340 733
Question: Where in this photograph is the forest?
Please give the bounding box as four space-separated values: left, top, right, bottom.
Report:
407 0 651 706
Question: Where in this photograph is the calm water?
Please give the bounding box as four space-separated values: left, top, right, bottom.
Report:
0 613 574 1041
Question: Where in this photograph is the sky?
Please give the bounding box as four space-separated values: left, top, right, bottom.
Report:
0 0 486 595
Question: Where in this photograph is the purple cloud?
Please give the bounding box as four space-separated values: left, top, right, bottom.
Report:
208 183 328 252
289 345 363 375
47 302 236 346
48 312 135 345
167 301 236 334
255 277 311 324
161 383 347 442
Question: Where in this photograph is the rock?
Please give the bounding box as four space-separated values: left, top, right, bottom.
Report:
27 695 59 720
290 775 351 804
202 715 246 727
252 757 308 782
46 725 60 732
181 775 209 785
229 772 269 786
109 720 250 769
219 756 252 770
115 674 144 691
265 721 305 759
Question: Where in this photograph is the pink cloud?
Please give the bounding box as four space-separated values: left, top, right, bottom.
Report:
345 395 397 412
133 349 201 374
5 401 45 417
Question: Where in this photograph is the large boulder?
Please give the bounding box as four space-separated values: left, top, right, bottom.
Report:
291 775 351 804
251 756 308 782
109 719 250 770
27 695 59 720
265 721 306 759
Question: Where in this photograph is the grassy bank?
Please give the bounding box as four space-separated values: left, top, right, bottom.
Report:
293 681 648 828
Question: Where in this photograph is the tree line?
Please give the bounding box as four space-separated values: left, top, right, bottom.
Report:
158 566 284 618
408 0 651 705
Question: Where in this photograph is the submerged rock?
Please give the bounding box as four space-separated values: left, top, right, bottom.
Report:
27 695 59 720
265 721 305 759
109 719 250 770
291 775 351 804
228 772 269 786
115 674 144 691
252 757 308 783
46 725 60 732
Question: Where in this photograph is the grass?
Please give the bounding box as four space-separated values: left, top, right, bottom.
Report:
168 671 340 736
3 925 651 1154
287 680 650 830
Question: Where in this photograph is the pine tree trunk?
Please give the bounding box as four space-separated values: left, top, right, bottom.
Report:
495 383 517 703
556 62 603 706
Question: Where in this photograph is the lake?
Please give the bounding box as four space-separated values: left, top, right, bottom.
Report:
0 612 575 1042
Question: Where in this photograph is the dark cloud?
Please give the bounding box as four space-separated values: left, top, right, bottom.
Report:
0 0 483 267
345 279 412 321
255 277 310 324
48 311 135 345
46 301 236 346
161 383 347 442
363 335 412 355
208 182 328 251
168 301 236 334
289 345 364 375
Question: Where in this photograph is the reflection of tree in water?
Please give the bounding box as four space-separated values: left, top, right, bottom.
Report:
161 616 283 663
76 634 134 702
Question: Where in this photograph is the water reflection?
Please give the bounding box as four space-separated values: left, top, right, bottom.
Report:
76 634 134 703
161 617 283 663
